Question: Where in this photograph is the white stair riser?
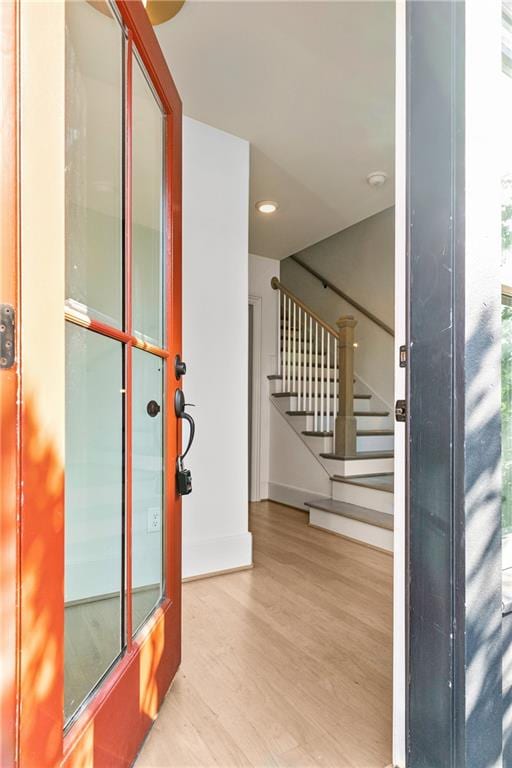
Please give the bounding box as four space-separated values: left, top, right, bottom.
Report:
271 393 296 412
283 413 392 434
302 433 393 453
302 433 334 455
355 414 393 430
284 414 309 432
357 434 394 452
331 481 394 514
319 455 394 476
309 508 393 552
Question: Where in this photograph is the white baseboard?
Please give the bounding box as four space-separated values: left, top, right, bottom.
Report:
183 532 253 580
268 481 329 511
309 508 394 552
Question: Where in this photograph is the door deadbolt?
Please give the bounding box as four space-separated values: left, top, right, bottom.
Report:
147 400 161 418
175 354 187 380
395 399 407 423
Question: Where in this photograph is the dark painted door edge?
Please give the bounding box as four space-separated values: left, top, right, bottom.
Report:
407 1 503 766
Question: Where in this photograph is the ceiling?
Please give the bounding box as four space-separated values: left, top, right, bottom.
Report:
157 1 395 260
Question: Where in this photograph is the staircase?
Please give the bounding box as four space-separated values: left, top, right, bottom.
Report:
268 277 394 552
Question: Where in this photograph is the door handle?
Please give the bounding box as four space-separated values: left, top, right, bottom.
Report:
175 389 195 495
174 389 195 460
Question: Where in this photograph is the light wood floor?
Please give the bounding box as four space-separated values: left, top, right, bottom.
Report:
135 501 393 768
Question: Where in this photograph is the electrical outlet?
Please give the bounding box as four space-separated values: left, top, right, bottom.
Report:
147 506 161 533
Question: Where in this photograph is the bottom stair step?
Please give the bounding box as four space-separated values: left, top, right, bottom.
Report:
332 473 394 493
305 498 393 531
321 451 394 460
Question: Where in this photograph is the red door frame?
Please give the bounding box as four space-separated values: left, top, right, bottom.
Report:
0 1 19 766
3 2 183 766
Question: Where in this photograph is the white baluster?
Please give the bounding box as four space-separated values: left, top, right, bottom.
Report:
327 332 330 433
293 302 297 395
287 297 291 391
314 323 319 431
277 289 281 378
309 316 313 413
282 295 286 391
298 308 302 409
333 336 337 446
320 328 325 433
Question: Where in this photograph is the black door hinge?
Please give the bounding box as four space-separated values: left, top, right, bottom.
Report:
0 304 15 369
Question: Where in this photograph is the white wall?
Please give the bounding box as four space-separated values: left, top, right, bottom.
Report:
248 253 280 500
182 116 252 579
280 207 395 407
268 407 331 507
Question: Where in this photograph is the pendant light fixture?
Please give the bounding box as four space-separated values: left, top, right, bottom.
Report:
88 0 185 26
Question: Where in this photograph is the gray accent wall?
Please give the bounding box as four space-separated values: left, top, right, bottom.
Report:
280 207 394 407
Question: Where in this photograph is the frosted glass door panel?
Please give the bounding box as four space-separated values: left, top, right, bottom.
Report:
132 348 164 632
65 0 123 327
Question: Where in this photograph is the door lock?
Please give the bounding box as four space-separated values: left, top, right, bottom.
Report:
146 400 161 417
395 399 407 423
174 354 187 380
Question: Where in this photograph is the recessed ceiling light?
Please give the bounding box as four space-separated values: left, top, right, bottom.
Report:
367 171 388 188
256 200 279 214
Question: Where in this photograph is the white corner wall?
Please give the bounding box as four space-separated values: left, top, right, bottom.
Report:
248 253 280 500
182 116 252 579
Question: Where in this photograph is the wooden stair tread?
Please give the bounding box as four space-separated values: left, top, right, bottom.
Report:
286 409 390 417
357 429 394 436
272 390 371 399
320 451 394 460
332 473 394 493
303 430 393 437
303 430 333 437
305 498 393 531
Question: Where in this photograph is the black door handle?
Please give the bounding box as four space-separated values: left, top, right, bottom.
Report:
175 389 195 461
175 389 195 496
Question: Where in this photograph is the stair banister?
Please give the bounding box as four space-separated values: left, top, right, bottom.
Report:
289 254 394 337
273 277 359 447
335 315 358 457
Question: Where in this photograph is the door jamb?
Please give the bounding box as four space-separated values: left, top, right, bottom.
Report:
249 294 262 503
392 1 407 765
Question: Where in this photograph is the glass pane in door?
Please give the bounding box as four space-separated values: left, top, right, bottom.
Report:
64 324 124 723
132 348 164 632
65 0 123 327
132 52 165 347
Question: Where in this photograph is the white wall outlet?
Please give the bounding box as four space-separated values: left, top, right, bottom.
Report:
147 506 161 533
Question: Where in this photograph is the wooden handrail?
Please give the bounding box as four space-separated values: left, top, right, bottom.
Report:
289 255 394 337
271 277 338 338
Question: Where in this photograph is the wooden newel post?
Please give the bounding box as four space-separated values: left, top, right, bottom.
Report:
335 315 357 457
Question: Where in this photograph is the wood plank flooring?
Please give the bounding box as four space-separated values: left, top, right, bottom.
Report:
135 501 393 767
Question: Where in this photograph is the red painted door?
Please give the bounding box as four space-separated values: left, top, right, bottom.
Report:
1 2 182 766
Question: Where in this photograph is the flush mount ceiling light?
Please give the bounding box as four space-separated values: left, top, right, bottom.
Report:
366 171 388 188
88 0 185 26
256 200 279 214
